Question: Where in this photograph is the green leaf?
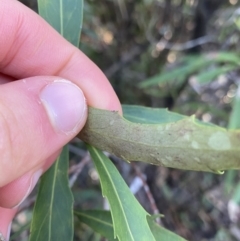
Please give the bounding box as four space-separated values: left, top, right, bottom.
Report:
228 85 240 129
213 52 240 65
78 107 240 172
123 105 216 127
139 55 210 88
29 146 74 241
224 169 237 194
75 210 188 241
87 146 156 241
38 0 84 46
195 65 236 84
147 217 187 241
231 182 240 204
225 85 240 195
122 105 185 124
139 53 240 88
75 210 118 241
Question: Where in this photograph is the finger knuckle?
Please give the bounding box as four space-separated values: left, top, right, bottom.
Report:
0 104 20 169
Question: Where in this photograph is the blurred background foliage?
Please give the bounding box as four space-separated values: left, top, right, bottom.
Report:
15 0 240 240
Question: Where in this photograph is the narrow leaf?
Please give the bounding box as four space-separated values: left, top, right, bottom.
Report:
147 217 188 241
75 210 118 241
196 65 236 84
139 52 240 88
29 146 73 241
87 146 156 241
225 84 240 196
78 107 240 173
123 105 216 127
228 84 240 129
231 182 240 204
213 52 240 65
122 105 185 124
139 56 210 88
38 0 84 46
75 210 188 241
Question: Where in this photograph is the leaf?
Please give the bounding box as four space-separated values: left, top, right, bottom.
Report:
122 105 185 124
139 52 240 88
75 210 188 241
78 106 240 173
38 0 84 46
147 217 188 241
228 84 240 129
213 52 240 65
139 56 209 88
29 146 74 241
195 65 236 84
87 146 156 241
231 182 240 204
225 84 240 195
123 105 216 127
75 210 118 241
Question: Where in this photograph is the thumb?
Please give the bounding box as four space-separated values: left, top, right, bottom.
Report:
0 76 87 187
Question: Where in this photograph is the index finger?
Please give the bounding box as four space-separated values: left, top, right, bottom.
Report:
0 0 121 111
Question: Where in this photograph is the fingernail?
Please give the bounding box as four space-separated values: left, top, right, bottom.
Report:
12 170 43 209
40 79 87 134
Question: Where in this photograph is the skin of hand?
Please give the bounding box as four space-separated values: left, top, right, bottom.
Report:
0 0 122 240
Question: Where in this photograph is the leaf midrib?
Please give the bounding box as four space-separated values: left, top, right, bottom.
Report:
93 148 134 241
76 212 114 227
48 157 59 240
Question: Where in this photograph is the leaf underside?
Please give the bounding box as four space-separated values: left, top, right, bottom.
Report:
29 146 73 241
79 106 240 173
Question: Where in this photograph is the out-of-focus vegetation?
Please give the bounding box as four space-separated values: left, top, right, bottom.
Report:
15 0 240 240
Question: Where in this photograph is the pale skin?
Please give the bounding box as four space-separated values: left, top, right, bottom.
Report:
0 0 121 239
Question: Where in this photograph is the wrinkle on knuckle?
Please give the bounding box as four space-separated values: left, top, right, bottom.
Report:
0 5 24 70
0 104 23 171
56 49 77 76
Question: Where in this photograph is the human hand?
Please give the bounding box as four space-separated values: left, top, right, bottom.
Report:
0 1 121 240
